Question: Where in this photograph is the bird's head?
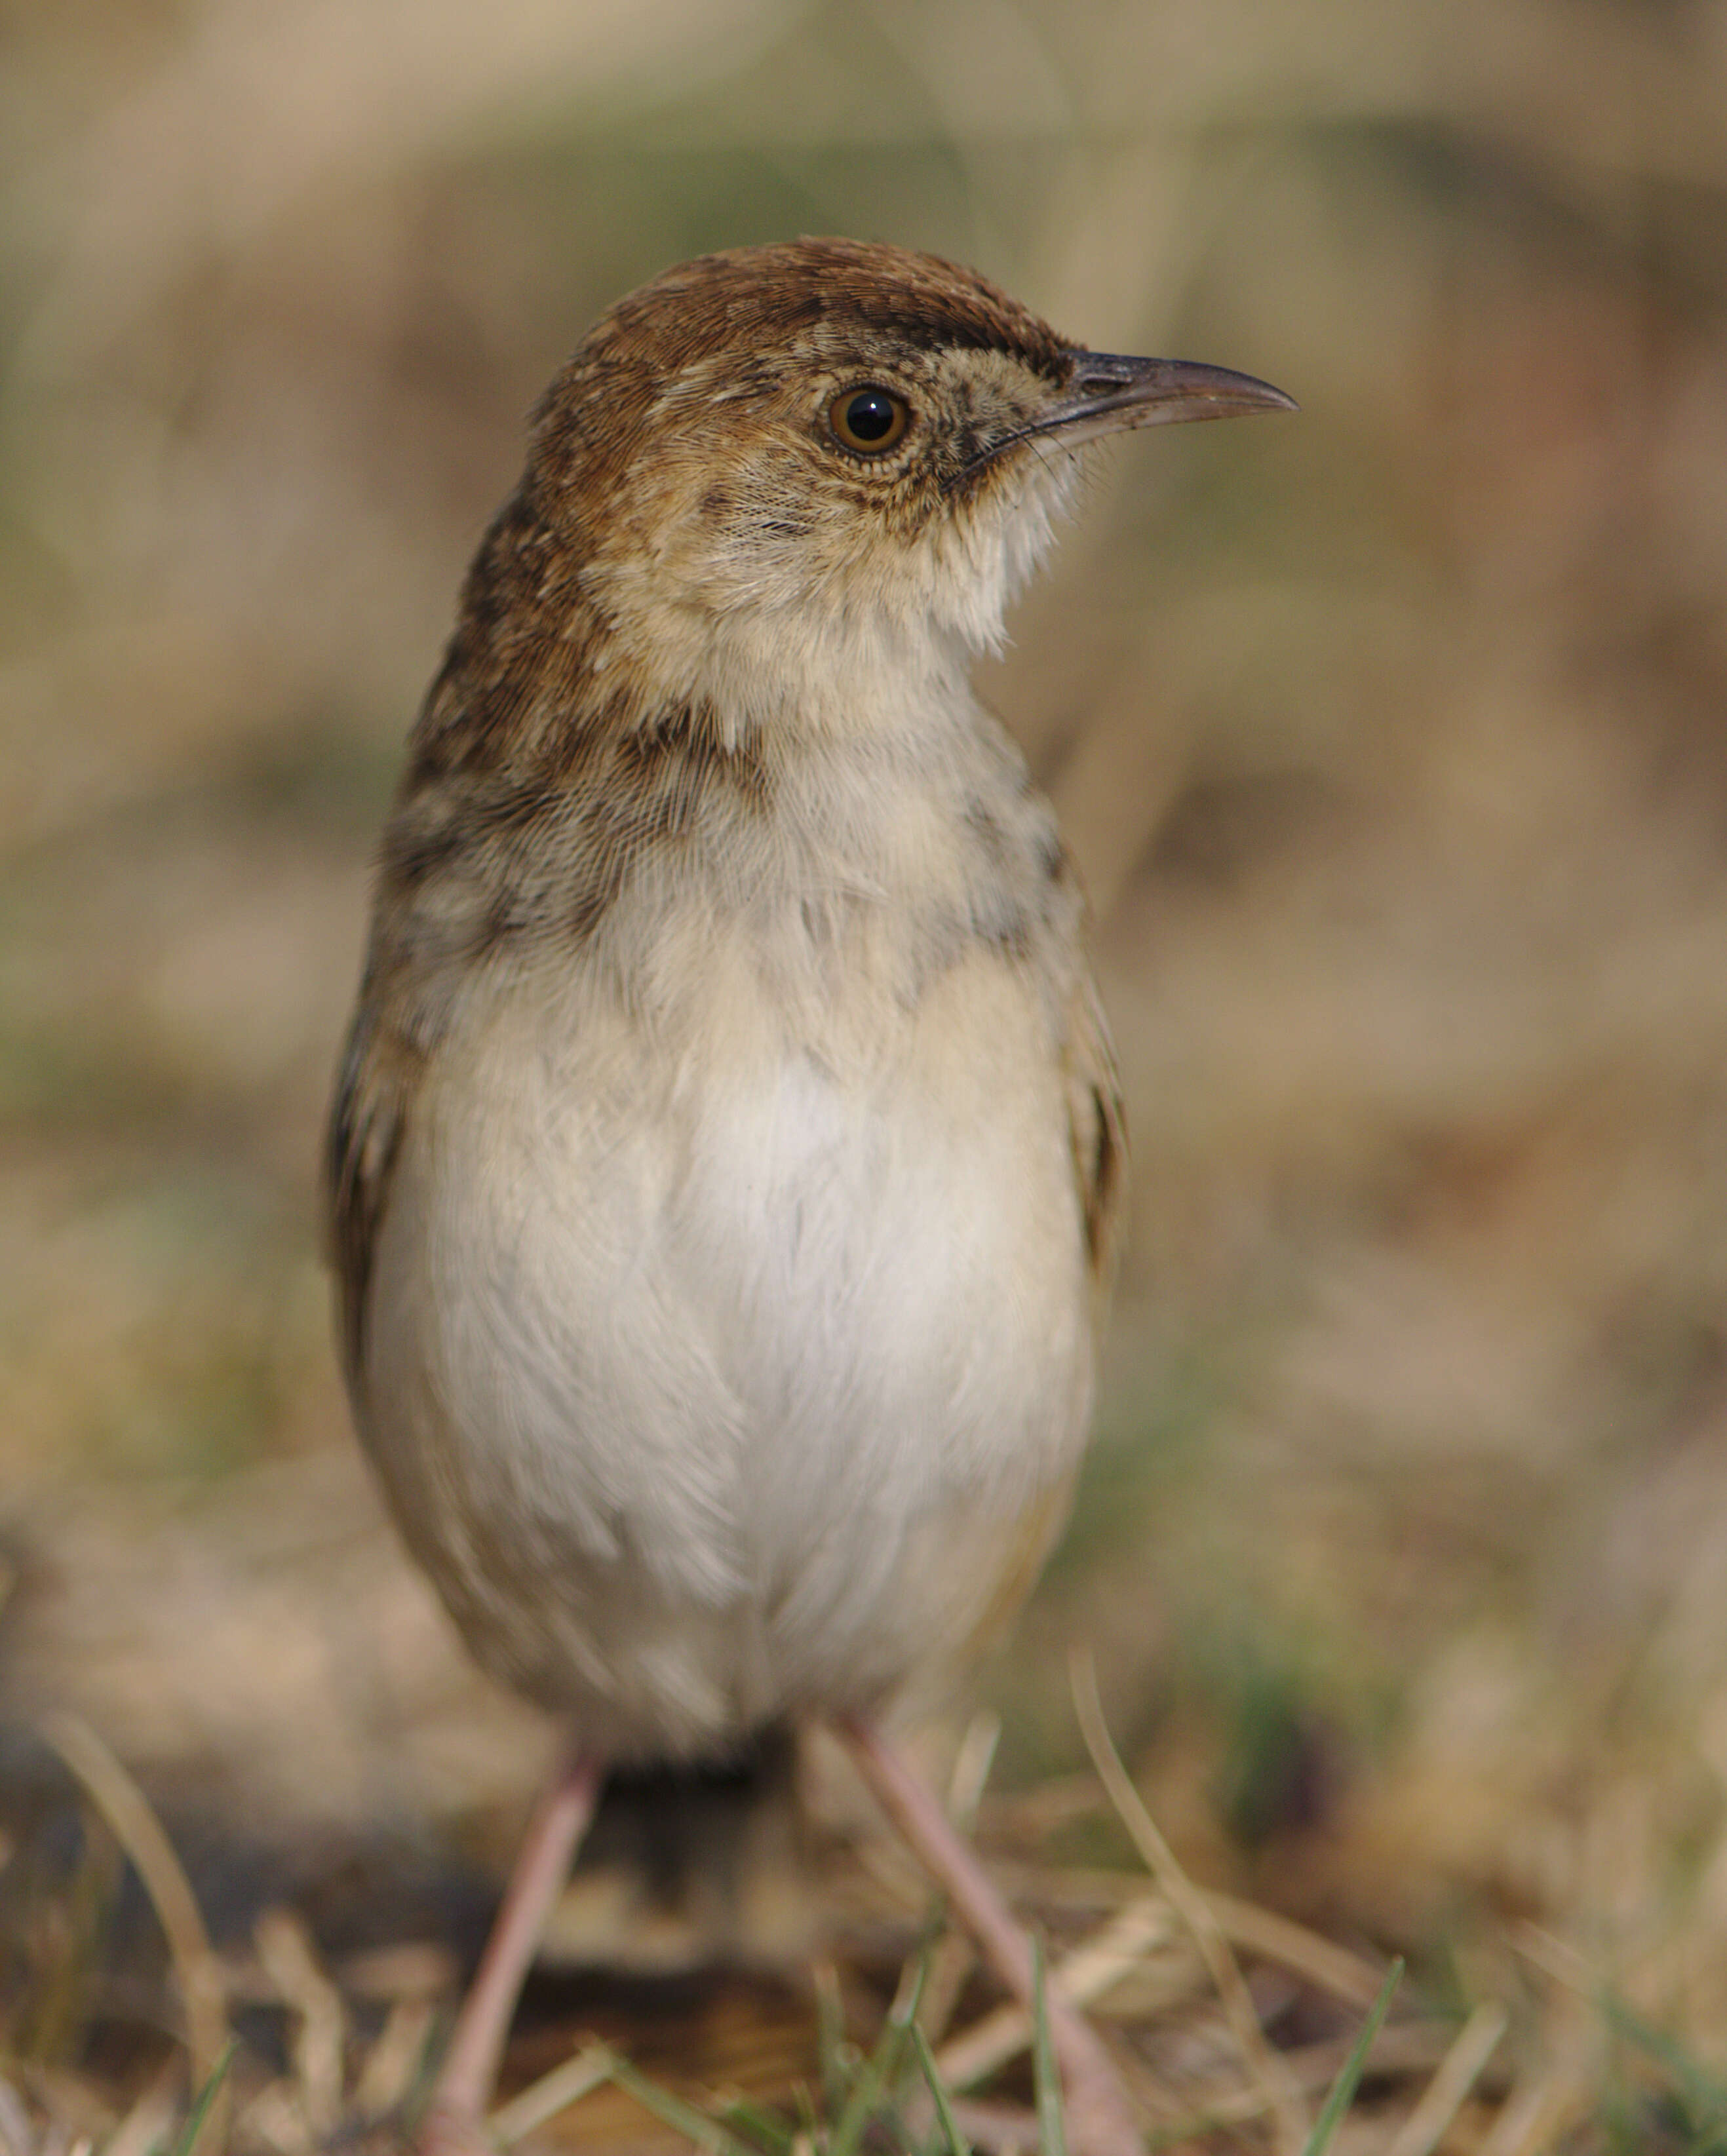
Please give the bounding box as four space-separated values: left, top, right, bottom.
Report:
480 239 1293 739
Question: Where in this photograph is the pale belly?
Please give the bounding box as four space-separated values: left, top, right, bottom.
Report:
358 940 1095 1762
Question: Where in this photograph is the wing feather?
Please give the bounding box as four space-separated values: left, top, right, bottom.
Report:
1064 970 1127 1299
324 999 421 1381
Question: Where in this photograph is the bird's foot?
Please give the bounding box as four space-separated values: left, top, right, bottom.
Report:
838 1718 1144 2154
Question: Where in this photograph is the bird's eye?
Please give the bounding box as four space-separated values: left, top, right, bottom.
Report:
828 385 910 455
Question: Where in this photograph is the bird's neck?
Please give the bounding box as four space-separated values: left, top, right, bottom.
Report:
596 583 982 758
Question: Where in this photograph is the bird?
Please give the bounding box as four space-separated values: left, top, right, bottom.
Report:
324 236 1292 2155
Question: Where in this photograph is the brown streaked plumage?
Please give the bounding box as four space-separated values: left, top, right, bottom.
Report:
324 237 1292 2155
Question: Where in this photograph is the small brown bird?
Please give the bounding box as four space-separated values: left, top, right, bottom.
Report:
326 237 1291 2154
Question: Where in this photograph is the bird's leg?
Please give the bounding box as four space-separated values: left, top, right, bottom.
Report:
417 1751 604 2156
838 1717 1144 2156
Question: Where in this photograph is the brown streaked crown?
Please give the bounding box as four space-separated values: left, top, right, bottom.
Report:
579 237 1070 378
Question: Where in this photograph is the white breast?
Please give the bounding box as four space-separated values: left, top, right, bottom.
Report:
359 914 1095 1763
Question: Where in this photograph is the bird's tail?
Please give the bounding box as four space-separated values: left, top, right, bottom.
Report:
541 1723 819 1972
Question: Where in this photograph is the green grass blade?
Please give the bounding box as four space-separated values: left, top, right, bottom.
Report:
170 2039 237 2156
792 2077 821 2142
910 2022 972 2156
829 1942 931 2156
601 2048 758 2156
813 1961 850 2123
714 2094 798 2156
1030 1936 1066 2156
1300 1959 1403 2156
1602 1996 1727 2125
828 2054 886 2156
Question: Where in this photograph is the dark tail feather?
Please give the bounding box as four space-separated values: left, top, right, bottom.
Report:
547 1723 815 1971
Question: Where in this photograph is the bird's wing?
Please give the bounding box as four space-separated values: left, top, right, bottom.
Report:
324 995 422 1380
1064 967 1128 1301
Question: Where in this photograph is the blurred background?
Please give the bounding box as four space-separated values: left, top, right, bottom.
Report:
5 0 1727 2145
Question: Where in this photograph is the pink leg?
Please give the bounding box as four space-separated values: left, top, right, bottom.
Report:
419 1752 604 2155
840 1718 1143 2156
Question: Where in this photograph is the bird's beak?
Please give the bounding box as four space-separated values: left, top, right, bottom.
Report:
1032 351 1297 450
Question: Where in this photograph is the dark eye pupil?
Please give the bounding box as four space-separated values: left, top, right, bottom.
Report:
844 392 895 442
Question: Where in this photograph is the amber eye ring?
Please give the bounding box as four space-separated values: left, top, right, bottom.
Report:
827 385 911 456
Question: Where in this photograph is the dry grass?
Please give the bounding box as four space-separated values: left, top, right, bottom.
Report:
5 0 1727 2148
